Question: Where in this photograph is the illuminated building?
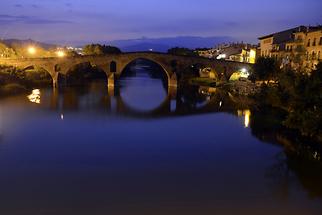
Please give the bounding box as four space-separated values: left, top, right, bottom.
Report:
259 25 322 72
196 43 258 64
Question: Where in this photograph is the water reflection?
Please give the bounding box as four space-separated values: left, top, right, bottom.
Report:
238 109 251 128
0 65 322 214
118 63 168 112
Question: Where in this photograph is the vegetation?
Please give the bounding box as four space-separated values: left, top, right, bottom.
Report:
167 47 198 57
0 42 17 58
254 61 322 143
0 65 52 96
250 57 280 81
82 44 122 55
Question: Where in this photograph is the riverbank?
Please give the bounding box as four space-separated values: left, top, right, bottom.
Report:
0 65 52 97
189 74 322 145
189 77 260 96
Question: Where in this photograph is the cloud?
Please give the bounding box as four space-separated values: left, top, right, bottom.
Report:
31 4 40 9
0 14 72 25
14 4 23 8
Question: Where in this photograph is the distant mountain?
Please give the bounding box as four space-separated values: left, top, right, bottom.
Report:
2 39 57 50
107 36 235 52
1 36 236 53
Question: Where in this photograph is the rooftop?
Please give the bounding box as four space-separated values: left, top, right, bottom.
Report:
258 25 307 41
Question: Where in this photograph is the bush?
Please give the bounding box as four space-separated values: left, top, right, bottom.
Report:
83 44 122 55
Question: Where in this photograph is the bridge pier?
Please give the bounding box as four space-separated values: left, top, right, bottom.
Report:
107 73 115 87
168 73 178 100
169 73 177 88
52 72 59 88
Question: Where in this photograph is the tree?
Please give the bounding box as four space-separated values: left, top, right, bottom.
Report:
167 47 198 57
251 57 280 81
83 44 122 55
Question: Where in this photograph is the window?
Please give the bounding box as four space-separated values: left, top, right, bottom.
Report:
313 38 316 46
318 51 321 60
307 39 311 47
312 51 316 60
319 37 322 45
306 52 309 61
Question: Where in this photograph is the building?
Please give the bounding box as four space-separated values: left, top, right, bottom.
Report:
215 43 257 64
195 48 216 58
196 43 257 64
259 25 322 72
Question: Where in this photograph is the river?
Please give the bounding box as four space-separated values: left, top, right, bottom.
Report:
0 60 321 215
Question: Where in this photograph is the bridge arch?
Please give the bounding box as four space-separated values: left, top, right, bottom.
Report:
21 65 54 86
118 57 171 83
117 57 174 90
63 62 108 85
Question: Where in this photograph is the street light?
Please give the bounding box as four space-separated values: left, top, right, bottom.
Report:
56 50 65 58
28 46 36 55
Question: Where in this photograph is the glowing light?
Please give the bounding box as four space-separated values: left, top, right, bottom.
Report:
60 114 64 120
27 89 41 104
217 54 227 60
240 68 250 79
56 50 65 58
219 101 222 107
28 46 36 55
244 110 251 128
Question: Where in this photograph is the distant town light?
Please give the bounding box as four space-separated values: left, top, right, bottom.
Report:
216 54 226 60
28 46 36 55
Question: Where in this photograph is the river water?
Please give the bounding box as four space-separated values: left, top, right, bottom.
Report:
0 61 321 215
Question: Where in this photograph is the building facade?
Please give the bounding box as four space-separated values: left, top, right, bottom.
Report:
259 26 322 72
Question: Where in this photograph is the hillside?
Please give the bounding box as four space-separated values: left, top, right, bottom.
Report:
1 39 57 58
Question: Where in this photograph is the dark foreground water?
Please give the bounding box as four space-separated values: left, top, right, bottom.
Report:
0 63 321 215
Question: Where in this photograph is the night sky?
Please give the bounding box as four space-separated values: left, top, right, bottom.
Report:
0 0 321 44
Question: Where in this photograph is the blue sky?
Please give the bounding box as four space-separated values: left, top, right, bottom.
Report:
0 0 321 44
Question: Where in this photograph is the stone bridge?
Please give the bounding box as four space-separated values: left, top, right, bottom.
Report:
0 52 252 88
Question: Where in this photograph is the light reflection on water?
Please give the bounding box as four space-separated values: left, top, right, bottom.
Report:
0 65 321 215
238 109 251 128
